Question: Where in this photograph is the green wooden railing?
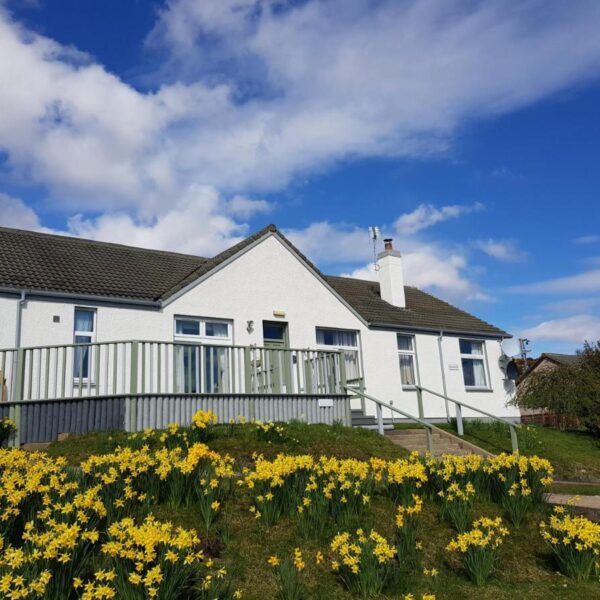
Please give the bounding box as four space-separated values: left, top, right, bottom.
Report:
0 340 362 403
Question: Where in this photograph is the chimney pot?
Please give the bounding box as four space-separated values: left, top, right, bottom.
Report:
384 238 393 251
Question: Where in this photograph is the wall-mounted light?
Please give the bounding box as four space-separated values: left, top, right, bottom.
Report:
246 320 254 333
272 310 286 318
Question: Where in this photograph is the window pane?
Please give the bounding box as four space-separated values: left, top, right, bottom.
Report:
74 309 94 332
462 358 487 387
316 328 335 345
175 319 200 336
176 345 199 393
460 339 483 355
263 323 286 341
73 335 91 378
205 321 229 337
397 334 414 352
399 354 416 386
316 328 357 348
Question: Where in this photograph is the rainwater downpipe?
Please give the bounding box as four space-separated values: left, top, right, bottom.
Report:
14 290 26 348
11 291 26 402
437 330 450 421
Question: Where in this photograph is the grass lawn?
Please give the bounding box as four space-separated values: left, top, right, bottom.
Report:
41 422 600 600
45 421 409 466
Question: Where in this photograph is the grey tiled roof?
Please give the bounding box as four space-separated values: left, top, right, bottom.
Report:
0 227 206 301
0 225 509 336
324 275 509 337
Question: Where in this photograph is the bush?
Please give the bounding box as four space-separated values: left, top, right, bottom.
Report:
540 506 600 580
0 417 15 446
516 341 600 436
330 529 396 598
446 517 509 586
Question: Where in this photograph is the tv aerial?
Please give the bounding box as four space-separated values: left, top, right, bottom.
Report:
368 226 381 271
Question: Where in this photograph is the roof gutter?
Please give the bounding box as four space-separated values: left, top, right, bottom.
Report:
369 321 511 339
0 287 161 309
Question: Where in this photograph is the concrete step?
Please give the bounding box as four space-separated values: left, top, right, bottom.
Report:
384 428 491 458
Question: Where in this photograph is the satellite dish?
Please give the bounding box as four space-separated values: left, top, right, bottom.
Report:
498 354 518 381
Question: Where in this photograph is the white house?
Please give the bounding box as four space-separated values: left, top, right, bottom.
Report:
0 224 519 435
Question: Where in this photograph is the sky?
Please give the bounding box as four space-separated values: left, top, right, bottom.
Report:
0 0 600 358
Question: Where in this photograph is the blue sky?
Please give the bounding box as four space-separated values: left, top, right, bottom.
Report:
1 0 600 357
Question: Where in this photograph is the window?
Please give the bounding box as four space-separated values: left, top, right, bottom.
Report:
173 317 232 393
175 319 200 336
316 328 360 380
174 317 230 339
460 339 488 388
73 308 95 379
205 321 229 337
397 334 417 387
316 328 358 348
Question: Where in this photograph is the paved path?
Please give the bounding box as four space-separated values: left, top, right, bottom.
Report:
545 493 600 522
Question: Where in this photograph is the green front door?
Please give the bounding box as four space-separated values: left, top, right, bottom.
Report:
262 321 291 393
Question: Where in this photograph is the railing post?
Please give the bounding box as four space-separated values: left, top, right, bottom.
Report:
425 426 434 455
416 386 424 419
12 348 25 403
376 402 384 436
455 403 464 436
243 347 252 393
338 351 347 394
8 403 21 448
129 342 139 432
509 424 519 453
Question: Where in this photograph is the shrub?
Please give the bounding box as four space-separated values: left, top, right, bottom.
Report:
515 340 600 436
540 506 600 580
438 482 475 532
268 548 306 600
484 453 553 526
254 420 287 443
395 494 423 571
0 417 15 446
99 515 205 599
190 410 218 443
446 516 509 586
330 529 396 598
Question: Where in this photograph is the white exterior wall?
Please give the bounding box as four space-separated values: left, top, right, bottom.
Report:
0 234 517 419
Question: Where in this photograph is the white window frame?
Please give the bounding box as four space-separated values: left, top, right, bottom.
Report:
173 316 233 394
315 327 361 382
459 338 491 390
73 307 96 382
397 333 419 388
173 317 232 342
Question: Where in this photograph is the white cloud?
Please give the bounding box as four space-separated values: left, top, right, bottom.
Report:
544 297 600 313
521 314 600 344
284 222 372 264
65 185 247 257
510 269 600 294
0 193 58 233
226 195 273 219
574 234 600 244
474 238 527 262
0 1 600 295
2 1 600 209
395 202 483 235
286 215 487 301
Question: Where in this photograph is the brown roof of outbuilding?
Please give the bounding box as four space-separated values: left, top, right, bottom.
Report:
0 224 510 337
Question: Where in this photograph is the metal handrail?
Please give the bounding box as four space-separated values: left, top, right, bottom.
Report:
343 385 447 455
416 385 520 452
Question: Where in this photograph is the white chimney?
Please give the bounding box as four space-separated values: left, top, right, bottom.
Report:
377 238 406 308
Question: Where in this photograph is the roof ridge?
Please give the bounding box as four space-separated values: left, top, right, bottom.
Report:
0 225 209 261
